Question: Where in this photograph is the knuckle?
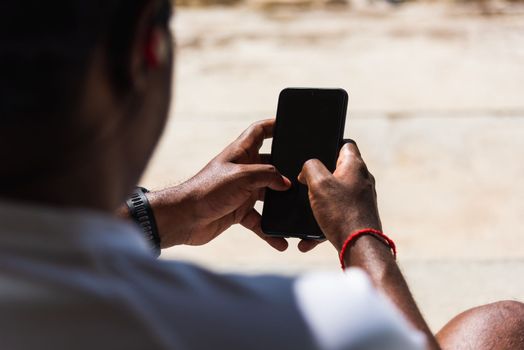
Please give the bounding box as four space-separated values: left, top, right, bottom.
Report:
341 143 353 154
264 165 277 174
304 158 320 169
235 164 252 180
369 172 376 184
233 163 246 174
342 142 359 156
247 121 264 136
247 124 258 136
240 164 278 184
250 120 264 128
258 164 277 176
238 124 256 141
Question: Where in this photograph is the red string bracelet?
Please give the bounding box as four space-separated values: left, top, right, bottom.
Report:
339 228 397 270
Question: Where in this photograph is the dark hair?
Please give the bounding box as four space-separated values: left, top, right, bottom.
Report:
0 1 171 125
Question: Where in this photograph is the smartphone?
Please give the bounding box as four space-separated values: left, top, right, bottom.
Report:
261 88 348 239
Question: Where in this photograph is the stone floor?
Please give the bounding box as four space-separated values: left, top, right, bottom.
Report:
141 3 524 331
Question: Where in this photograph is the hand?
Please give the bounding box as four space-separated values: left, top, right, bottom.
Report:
297 141 382 252
148 119 291 251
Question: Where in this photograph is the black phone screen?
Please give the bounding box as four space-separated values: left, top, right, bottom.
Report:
261 88 348 239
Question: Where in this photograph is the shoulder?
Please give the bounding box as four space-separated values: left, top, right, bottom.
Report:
294 268 428 350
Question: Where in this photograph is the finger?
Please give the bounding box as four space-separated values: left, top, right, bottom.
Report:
340 140 361 160
241 209 289 252
238 119 275 151
222 120 275 163
297 159 331 186
242 164 292 191
336 142 364 170
341 139 361 156
298 239 326 253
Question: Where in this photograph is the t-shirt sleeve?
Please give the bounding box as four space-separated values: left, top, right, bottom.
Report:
147 261 427 350
293 268 428 350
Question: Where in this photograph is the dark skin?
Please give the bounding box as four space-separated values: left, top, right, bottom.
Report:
5 1 522 349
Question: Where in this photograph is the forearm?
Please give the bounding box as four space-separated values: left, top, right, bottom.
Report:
342 236 440 350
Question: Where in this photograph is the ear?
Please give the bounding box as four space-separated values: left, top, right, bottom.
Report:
144 27 169 69
129 0 170 90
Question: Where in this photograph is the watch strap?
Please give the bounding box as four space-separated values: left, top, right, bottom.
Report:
126 187 161 257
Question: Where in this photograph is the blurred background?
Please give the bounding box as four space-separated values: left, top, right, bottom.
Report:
142 0 524 331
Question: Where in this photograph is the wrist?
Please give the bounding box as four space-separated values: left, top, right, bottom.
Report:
340 233 395 269
147 183 196 248
327 222 383 252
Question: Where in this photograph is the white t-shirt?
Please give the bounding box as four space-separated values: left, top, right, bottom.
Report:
0 201 426 350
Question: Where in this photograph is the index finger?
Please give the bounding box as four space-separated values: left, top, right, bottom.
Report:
221 119 275 163
336 140 362 169
241 164 292 191
237 119 275 149
341 139 361 156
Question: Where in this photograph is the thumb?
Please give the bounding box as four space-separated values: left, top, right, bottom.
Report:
242 164 292 191
298 159 331 186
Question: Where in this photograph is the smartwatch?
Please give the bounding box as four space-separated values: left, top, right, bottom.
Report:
126 187 161 257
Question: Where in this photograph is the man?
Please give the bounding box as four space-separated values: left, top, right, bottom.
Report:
0 1 522 349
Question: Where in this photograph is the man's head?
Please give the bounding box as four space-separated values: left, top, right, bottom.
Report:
0 0 173 211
